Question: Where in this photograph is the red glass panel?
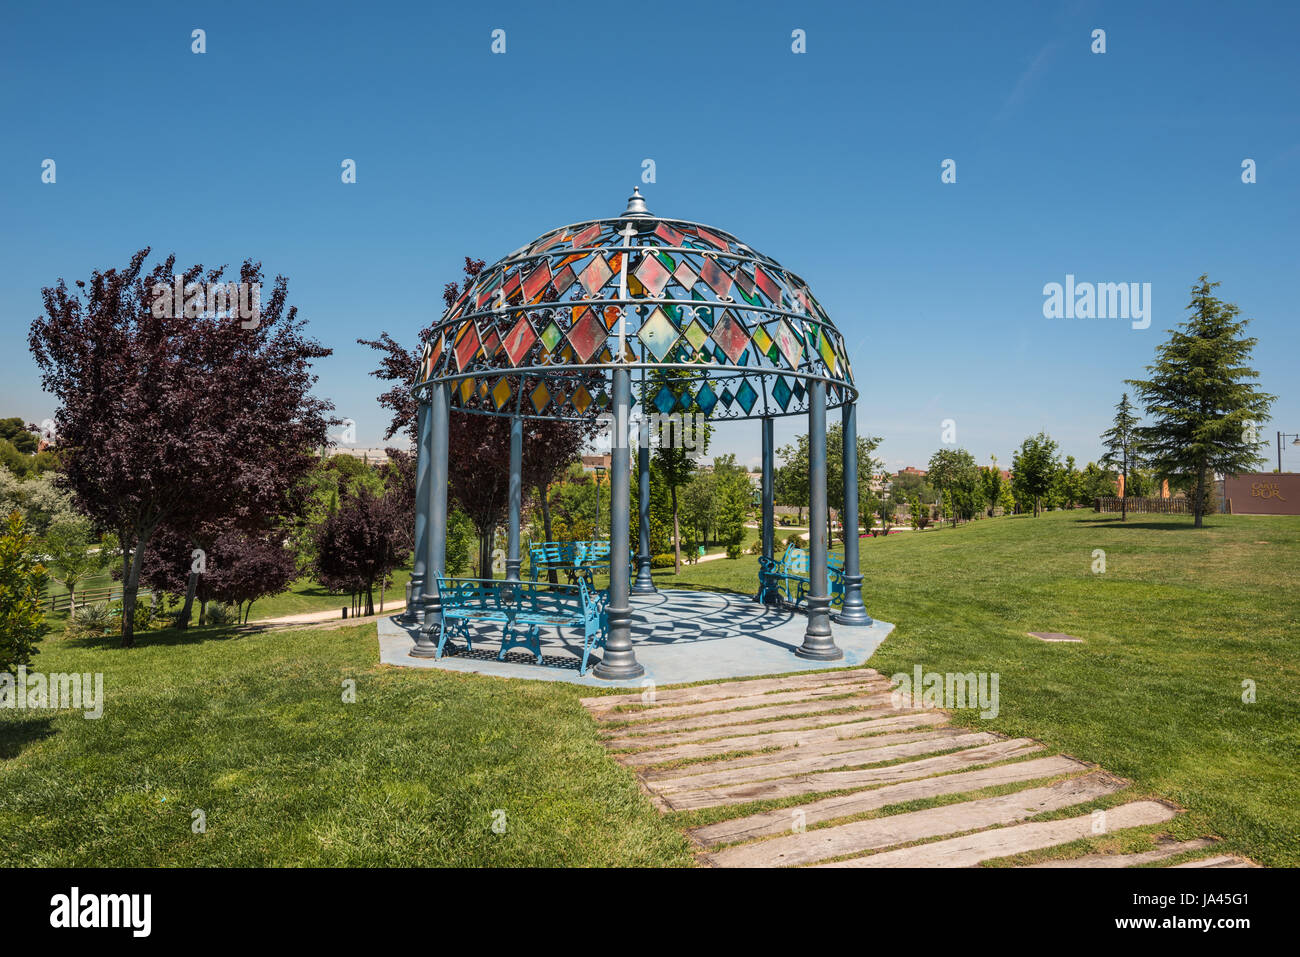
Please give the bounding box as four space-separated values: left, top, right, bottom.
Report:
700 257 733 298
754 265 781 303
571 223 601 248
502 317 537 367
550 264 576 297
711 311 749 364
695 226 729 250
654 222 685 246
579 255 612 295
633 252 670 296
521 261 552 302
453 321 481 372
567 308 607 362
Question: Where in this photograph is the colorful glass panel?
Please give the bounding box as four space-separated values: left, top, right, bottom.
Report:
700 256 733 298
502 317 537 366
637 306 680 361
711 311 749 364
735 379 758 414
453 321 481 372
521 261 552 302
633 252 670 296
567 308 607 363
579 255 612 295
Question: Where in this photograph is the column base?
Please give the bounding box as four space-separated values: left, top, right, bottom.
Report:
411 600 441 657
592 658 646 680
593 604 644 679
797 595 843 660
832 607 874 627
794 642 845 661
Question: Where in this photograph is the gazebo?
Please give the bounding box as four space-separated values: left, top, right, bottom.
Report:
406 189 871 680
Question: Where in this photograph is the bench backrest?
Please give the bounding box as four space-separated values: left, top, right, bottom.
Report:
436 577 585 616
778 544 844 579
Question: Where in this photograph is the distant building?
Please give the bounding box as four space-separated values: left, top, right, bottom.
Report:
327 447 398 467
580 454 611 472
897 466 927 478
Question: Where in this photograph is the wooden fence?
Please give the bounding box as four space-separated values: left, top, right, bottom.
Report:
1094 497 1195 514
46 584 152 615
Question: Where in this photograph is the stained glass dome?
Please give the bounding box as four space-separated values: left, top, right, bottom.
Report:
414 189 857 421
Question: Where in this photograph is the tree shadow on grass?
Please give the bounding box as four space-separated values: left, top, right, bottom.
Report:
56 623 251 651
0 716 56 760
1076 517 1199 531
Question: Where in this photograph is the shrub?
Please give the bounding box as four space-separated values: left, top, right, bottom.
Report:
785 531 805 548
651 553 675 569
725 543 742 560
108 596 154 633
68 600 112 637
747 538 763 555
205 603 240 626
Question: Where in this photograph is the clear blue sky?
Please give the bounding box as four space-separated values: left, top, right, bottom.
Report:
2 1 1297 472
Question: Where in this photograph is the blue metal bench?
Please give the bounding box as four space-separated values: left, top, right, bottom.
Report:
757 544 845 609
434 577 609 676
528 540 630 584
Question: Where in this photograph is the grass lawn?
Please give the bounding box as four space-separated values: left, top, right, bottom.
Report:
239 569 412 621
0 622 691 866
4 510 1296 866
647 510 1300 866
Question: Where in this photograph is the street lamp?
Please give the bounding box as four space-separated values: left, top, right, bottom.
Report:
594 464 607 537
1277 432 1300 473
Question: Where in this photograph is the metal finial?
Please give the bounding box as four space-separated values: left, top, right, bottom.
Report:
621 186 652 218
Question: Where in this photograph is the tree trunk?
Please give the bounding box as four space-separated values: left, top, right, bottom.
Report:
177 569 199 628
119 533 148 648
479 529 493 579
671 483 681 574
539 483 557 584
379 570 387 614
68 583 76 617
1194 459 1207 529
365 582 375 617
1121 455 1128 522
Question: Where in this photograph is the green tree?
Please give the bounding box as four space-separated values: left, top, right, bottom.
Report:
652 387 709 572
0 419 38 454
997 480 1015 515
1011 432 1060 517
1080 462 1118 504
778 424 881 541
927 448 980 525
979 458 1003 517
1099 392 1143 521
0 511 48 672
43 514 105 616
1126 276 1275 528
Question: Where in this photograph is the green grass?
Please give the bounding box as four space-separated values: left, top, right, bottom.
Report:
0 623 691 866
647 510 1300 866
238 569 412 621
5 510 1297 866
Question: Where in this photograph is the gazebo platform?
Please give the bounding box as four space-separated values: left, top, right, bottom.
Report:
376 588 894 688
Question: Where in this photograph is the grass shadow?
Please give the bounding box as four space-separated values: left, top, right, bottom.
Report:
0 715 57 760
56 623 249 651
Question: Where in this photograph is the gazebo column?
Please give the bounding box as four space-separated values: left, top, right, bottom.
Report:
506 413 522 582
632 414 656 594
797 379 842 661
594 367 644 679
834 401 872 626
413 381 450 657
403 397 432 624
756 416 776 603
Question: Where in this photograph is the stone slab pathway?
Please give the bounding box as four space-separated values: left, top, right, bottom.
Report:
581 667 1256 868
